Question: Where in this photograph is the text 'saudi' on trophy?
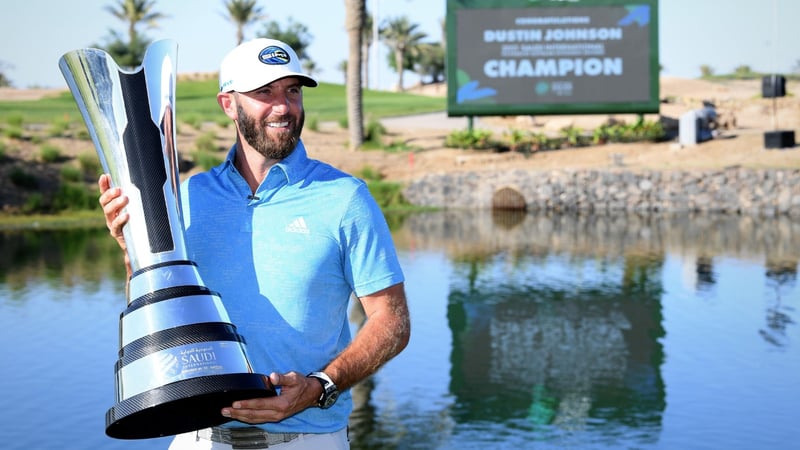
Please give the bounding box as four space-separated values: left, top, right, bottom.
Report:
58 40 274 440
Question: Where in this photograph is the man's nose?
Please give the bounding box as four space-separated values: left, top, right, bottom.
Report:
273 94 291 112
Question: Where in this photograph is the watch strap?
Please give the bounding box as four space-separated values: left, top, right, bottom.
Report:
307 371 338 408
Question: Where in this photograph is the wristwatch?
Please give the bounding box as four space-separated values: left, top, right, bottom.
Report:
307 371 339 409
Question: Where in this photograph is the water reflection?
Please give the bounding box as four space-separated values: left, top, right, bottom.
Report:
762 261 798 348
395 211 800 263
0 228 127 293
1 211 798 449
447 264 665 437
375 211 798 448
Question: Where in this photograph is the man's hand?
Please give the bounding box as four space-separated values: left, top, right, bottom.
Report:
98 174 132 277
221 372 323 424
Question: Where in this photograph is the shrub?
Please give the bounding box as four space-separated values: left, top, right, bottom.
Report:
592 124 611 145
635 120 666 142
182 114 202 130
60 165 83 183
364 119 386 145
6 113 23 128
47 118 71 137
366 180 411 209
382 139 415 153
78 152 102 177
22 193 45 214
39 144 63 163
214 116 230 128
445 129 494 150
306 115 319 132
560 126 585 147
53 182 97 211
3 126 23 140
193 151 223 171
194 132 218 154
75 127 91 140
530 132 556 151
355 165 383 182
505 129 532 153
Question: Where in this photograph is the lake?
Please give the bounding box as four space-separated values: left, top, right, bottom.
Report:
1 211 798 449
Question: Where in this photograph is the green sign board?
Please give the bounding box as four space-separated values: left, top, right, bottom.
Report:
446 0 660 116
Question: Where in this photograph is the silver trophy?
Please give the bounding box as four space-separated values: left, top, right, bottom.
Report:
58 40 274 439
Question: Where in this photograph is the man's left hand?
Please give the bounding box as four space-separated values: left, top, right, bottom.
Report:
221 372 322 424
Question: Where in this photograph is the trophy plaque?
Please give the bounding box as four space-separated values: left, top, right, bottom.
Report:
58 40 274 439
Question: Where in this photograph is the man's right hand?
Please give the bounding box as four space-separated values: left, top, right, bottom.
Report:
98 174 132 277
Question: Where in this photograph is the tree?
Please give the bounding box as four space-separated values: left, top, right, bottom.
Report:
101 0 166 67
223 0 266 45
361 12 374 90
104 0 165 45
733 64 755 79
0 61 13 88
380 16 427 91
345 0 365 150
414 42 445 83
102 32 151 68
338 60 348 82
699 64 715 78
302 59 319 78
258 18 313 61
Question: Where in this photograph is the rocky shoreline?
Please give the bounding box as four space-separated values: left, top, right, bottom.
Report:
404 167 800 216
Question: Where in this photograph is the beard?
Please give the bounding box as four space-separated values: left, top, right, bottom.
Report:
236 103 304 161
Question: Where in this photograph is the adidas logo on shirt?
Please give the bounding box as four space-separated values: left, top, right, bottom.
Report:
285 217 310 234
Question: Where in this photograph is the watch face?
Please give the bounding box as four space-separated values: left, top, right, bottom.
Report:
309 372 339 409
322 389 339 408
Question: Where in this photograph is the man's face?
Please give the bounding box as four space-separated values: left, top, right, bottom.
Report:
234 77 305 161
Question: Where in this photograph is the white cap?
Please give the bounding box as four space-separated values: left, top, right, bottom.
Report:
218 38 317 92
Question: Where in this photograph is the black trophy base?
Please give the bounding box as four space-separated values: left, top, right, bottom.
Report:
106 373 275 439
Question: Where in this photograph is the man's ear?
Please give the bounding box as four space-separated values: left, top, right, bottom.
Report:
216 92 237 120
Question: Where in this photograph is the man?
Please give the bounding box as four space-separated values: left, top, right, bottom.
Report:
98 38 410 449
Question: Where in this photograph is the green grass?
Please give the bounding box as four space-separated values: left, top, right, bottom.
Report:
0 210 105 231
0 79 445 126
0 79 445 221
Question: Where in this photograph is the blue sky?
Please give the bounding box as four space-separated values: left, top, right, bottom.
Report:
2 0 799 89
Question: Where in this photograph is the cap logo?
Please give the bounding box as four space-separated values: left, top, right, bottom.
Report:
259 46 291 65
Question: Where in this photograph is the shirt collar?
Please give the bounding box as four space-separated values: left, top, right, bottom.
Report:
222 139 310 185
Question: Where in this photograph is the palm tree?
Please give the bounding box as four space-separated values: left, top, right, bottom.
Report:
380 16 427 91
361 12 374 90
258 18 313 61
223 0 266 45
302 59 318 78
345 0 365 150
101 0 165 67
104 0 166 46
414 42 445 83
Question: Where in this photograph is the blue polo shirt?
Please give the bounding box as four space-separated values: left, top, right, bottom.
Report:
179 140 404 434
